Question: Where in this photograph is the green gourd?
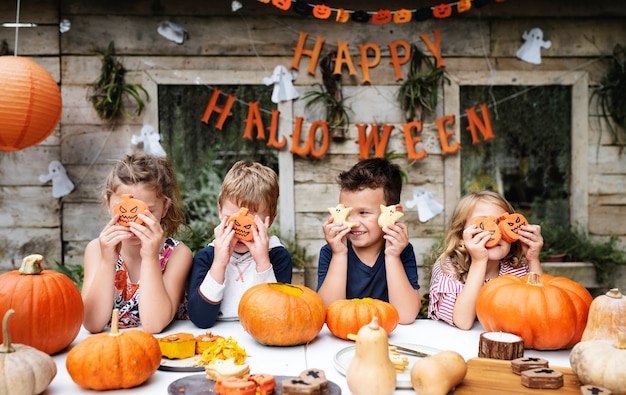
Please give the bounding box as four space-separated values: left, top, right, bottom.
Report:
346 316 396 395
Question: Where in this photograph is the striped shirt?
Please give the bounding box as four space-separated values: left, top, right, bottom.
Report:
427 256 529 326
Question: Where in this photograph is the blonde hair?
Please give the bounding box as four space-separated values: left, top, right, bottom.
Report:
218 161 279 217
103 153 188 238
438 190 525 283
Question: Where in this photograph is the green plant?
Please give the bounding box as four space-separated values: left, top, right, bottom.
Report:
302 51 353 140
280 235 315 270
397 45 449 122
89 41 149 121
593 43 626 154
52 261 84 291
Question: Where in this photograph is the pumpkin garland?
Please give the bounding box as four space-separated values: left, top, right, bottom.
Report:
476 272 593 350
0 254 84 355
326 298 399 340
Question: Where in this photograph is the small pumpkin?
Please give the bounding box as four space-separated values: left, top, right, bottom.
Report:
113 193 147 226
581 288 626 342
66 309 161 390
238 283 326 346
476 272 593 349
410 350 467 395
326 298 399 340
0 309 57 395
346 317 396 395
0 254 84 355
570 332 626 394
228 207 257 241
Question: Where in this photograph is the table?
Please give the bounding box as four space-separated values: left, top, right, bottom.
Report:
48 319 572 394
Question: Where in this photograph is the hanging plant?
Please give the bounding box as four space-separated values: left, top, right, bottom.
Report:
397 45 449 122
302 51 353 140
89 41 149 122
593 43 626 153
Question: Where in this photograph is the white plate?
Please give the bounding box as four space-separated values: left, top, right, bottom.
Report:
159 355 205 372
333 343 441 389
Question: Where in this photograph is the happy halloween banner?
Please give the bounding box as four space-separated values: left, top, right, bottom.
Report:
199 29 496 160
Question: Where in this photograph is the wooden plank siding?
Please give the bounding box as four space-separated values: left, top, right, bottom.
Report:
0 0 624 295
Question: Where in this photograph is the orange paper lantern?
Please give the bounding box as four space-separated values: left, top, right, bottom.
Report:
0 56 62 151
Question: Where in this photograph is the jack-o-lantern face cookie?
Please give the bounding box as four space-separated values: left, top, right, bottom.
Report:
471 216 501 248
228 207 257 241
498 212 528 243
113 194 148 226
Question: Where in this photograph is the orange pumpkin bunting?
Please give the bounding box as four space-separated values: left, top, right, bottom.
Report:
238 283 326 346
433 3 453 18
336 8 350 23
114 194 148 226
476 272 593 350
393 9 413 24
228 207 257 241
313 4 332 19
372 10 392 25
326 298 399 340
457 0 472 13
271 0 290 11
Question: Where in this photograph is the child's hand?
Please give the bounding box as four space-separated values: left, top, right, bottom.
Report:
130 210 165 260
518 224 543 263
213 216 236 268
98 215 131 263
323 217 350 253
382 222 409 257
463 223 490 262
243 215 271 271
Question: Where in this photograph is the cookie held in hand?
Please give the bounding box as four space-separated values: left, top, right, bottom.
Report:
113 194 148 226
328 204 356 228
378 204 404 228
228 207 257 241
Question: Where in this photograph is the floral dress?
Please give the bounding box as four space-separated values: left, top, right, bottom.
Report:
112 238 187 328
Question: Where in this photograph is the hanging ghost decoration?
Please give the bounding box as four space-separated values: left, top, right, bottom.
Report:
516 27 551 65
157 21 188 45
405 187 443 223
39 160 74 198
131 124 167 157
262 65 299 103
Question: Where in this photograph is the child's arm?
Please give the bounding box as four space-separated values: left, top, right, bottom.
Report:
519 224 544 274
269 245 293 283
382 223 421 324
317 218 351 306
81 216 129 333
187 248 223 328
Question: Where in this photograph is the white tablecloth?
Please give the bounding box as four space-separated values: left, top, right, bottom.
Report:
47 319 572 394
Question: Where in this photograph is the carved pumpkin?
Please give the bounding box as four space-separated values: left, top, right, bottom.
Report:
66 309 161 390
393 9 412 23
372 10 392 25
432 3 453 18
476 272 593 349
228 207 257 241
0 254 84 355
238 283 326 346
0 309 57 395
312 4 331 19
113 193 148 226
570 332 626 394
471 216 501 248
581 288 626 342
326 298 399 340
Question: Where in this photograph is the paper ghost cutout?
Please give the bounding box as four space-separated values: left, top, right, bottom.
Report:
516 27 551 65
39 160 74 198
157 21 188 45
231 0 243 12
131 125 167 157
263 65 299 103
405 187 443 223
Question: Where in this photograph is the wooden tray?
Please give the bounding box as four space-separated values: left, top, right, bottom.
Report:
454 358 582 394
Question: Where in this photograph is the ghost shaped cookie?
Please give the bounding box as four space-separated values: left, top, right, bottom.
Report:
328 204 356 228
228 207 257 241
378 204 404 228
113 194 148 226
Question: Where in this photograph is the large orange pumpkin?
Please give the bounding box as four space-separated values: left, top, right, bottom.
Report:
476 272 592 350
0 254 84 355
326 298 399 340
66 309 161 390
238 283 326 346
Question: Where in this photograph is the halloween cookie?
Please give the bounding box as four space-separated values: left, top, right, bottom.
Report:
228 207 257 241
248 374 276 395
378 204 404 228
281 377 321 395
205 358 250 381
113 194 148 226
471 216 501 248
498 212 528 243
328 204 356 228
214 377 257 395
299 369 329 395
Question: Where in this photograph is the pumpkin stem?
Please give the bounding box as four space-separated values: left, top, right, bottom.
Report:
606 288 622 299
368 316 380 330
110 309 121 336
0 309 16 353
615 332 626 349
525 272 543 286
18 254 45 275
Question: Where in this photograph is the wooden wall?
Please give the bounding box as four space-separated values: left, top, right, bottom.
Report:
1 0 625 292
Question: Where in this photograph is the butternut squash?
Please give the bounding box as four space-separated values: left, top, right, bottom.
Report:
346 316 396 395
410 350 467 395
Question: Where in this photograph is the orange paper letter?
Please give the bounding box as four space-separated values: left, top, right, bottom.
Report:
402 121 428 160
356 123 394 159
435 115 461 155
358 43 381 84
200 89 235 130
465 103 495 144
388 40 411 81
291 31 325 76
334 41 357 76
242 102 266 140
419 29 446 68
